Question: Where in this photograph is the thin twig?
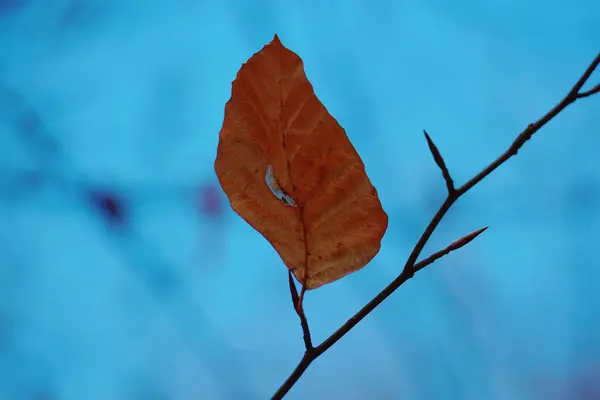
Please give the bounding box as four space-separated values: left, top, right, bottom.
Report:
288 270 300 310
577 83 600 99
424 130 455 194
288 271 313 351
271 51 600 399
273 350 317 399
414 226 488 273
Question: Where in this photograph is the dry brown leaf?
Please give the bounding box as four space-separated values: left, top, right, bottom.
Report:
214 34 388 289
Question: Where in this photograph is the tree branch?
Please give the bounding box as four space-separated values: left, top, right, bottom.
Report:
271 51 600 399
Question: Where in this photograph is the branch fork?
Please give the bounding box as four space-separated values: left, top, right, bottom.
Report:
273 51 600 400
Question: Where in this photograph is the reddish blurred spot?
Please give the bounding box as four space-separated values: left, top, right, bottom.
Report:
199 183 223 219
89 190 125 227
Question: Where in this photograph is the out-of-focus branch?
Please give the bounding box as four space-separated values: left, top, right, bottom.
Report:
272 51 600 400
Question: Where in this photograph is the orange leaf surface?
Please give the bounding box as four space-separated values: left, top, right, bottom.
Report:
214 35 388 289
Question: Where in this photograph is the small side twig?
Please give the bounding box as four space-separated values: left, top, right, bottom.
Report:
288 271 313 351
424 130 455 194
287 270 300 310
577 83 600 99
414 226 488 273
272 51 600 399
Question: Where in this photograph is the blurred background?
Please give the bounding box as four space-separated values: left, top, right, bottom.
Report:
0 0 599 399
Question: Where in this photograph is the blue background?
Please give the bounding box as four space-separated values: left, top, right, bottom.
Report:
1 1 599 399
